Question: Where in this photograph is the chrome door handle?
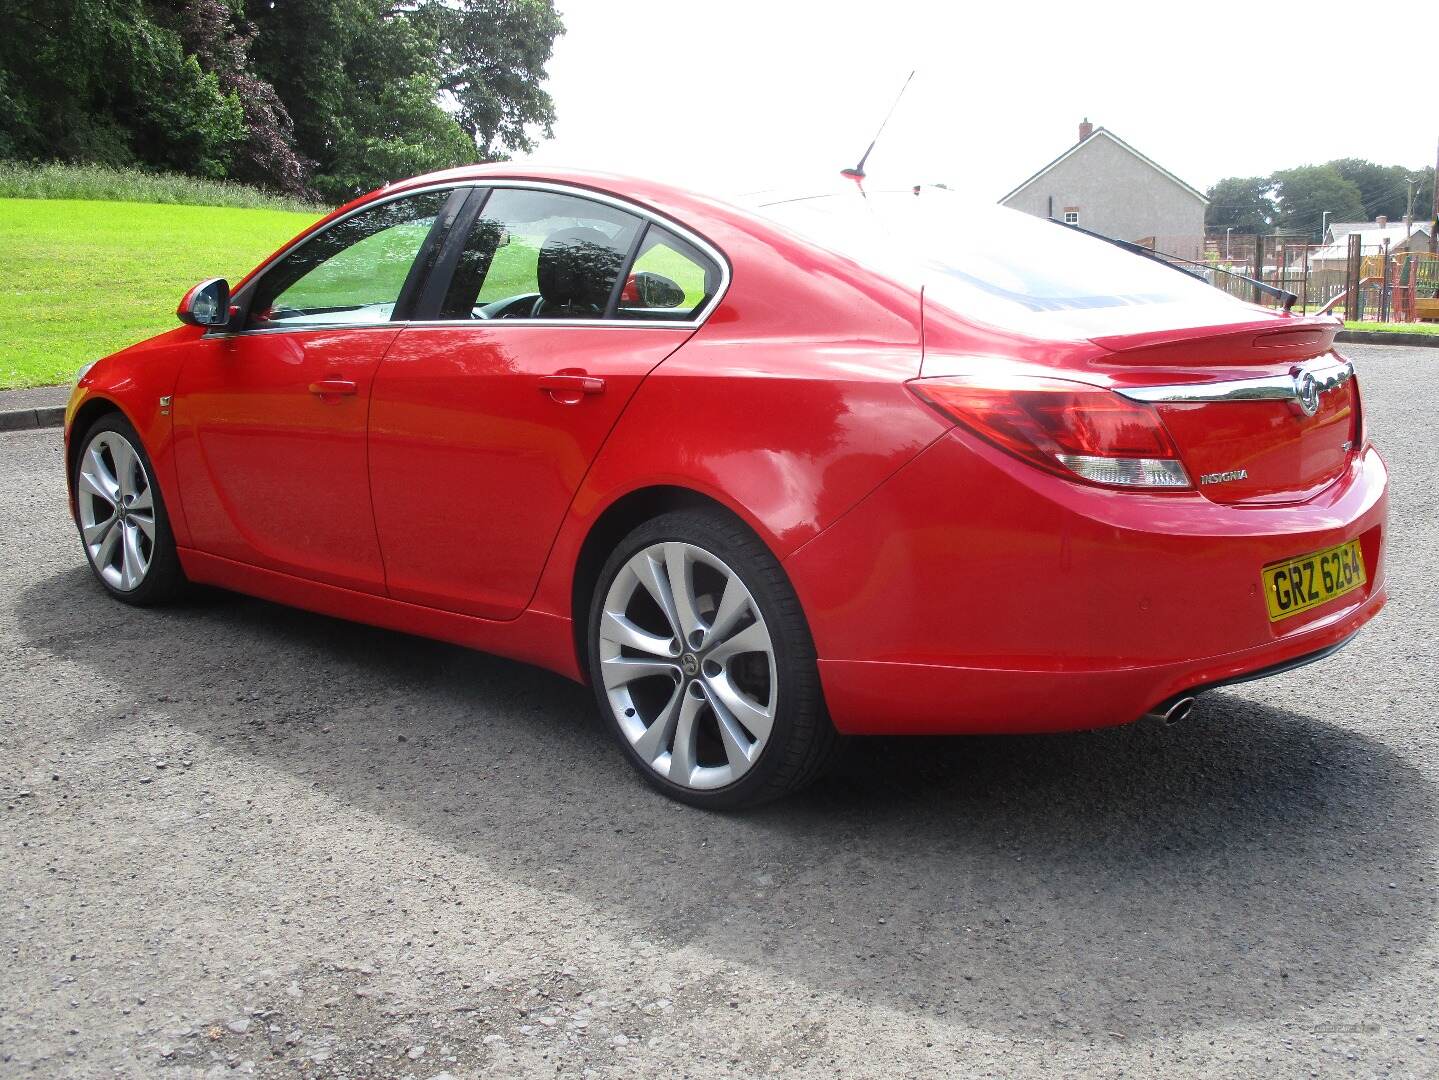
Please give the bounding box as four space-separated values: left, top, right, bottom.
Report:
309 377 358 397
538 374 605 396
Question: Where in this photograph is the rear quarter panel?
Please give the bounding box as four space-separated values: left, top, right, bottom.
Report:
527 209 948 620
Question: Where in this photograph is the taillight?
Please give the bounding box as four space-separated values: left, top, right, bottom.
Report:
909 375 1191 489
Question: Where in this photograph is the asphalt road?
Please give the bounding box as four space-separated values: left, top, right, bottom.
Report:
2 343 1435 1079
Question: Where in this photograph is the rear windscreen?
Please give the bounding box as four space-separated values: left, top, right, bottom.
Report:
755 189 1252 339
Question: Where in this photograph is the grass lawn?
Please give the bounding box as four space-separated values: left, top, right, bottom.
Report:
0 162 324 214
0 198 318 388
1343 320 1439 336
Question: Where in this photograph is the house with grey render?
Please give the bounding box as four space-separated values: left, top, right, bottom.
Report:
999 120 1208 261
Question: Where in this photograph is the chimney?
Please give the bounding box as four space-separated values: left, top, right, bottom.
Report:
1079 118 1094 142
1376 214 1388 227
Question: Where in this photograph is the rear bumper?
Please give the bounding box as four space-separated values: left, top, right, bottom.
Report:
784 429 1388 736
812 594 1382 734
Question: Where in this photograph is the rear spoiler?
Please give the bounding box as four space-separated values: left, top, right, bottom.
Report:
1091 316 1341 367
1055 221 1299 312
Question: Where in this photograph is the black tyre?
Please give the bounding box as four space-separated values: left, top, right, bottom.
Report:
587 508 839 808
72 412 188 606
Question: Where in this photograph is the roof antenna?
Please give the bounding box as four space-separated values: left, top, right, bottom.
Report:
840 69 915 185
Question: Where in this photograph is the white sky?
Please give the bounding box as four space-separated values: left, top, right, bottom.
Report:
518 0 1437 203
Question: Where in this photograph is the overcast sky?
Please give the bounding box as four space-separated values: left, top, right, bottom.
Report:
517 0 1436 204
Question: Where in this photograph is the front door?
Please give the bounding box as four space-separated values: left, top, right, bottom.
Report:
172 188 456 593
368 186 724 619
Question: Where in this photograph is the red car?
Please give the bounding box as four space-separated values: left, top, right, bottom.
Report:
65 165 1388 807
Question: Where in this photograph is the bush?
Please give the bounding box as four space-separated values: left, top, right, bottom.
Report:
0 161 326 213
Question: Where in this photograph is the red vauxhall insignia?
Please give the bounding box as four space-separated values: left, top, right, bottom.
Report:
64 165 1388 807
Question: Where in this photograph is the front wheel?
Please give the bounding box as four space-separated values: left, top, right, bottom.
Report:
73 413 187 605
587 508 838 809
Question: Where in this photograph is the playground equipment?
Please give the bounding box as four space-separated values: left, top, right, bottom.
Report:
1316 250 1439 322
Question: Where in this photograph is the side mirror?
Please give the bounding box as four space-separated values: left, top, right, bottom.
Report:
177 278 231 327
623 271 685 309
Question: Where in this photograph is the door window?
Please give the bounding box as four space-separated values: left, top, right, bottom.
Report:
437 189 643 320
246 190 450 329
615 226 721 321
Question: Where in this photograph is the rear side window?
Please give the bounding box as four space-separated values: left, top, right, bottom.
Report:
615 226 720 321
246 190 448 329
438 189 643 320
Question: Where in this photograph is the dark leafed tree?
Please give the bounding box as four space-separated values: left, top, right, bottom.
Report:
246 0 376 187
167 0 312 195
1204 176 1274 233
420 0 564 160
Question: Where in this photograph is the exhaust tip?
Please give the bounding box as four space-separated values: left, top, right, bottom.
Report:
1144 694 1198 726
1165 695 1197 725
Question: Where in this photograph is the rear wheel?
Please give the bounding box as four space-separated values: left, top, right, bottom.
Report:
73 413 187 605
587 509 838 809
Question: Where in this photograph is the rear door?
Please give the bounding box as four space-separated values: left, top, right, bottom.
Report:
368 185 725 619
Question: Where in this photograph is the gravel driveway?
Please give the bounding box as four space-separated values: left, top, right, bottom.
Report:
2 344 1435 1078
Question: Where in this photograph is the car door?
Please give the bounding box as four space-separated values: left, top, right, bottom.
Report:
172 187 462 593
368 185 725 620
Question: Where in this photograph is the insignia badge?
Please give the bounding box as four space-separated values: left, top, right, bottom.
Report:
1199 469 1248 485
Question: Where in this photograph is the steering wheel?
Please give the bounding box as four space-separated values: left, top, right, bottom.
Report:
530 296 601 319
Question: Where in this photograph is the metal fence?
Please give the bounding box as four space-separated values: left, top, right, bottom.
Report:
1191 233 1439 318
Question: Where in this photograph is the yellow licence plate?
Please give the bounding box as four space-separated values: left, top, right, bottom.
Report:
1263 540 1366 622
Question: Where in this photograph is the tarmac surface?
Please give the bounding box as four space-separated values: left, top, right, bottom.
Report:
1 344 1435 1078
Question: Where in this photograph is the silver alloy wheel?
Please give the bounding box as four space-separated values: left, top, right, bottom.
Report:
77 430 156 592
599 541 778 791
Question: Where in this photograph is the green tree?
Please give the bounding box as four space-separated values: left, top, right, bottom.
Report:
1327 158 1435 224
424 0 564 158
1204 176 1274 232
0 0 245 176
249 0 563 203
0 0 563 200
316 7 476 199
1270 165 1365 241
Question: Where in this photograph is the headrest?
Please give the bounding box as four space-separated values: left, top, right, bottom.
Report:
536 227 621 309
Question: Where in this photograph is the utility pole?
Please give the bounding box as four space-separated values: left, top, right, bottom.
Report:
1404 176 1418 238
1432 136 1438 254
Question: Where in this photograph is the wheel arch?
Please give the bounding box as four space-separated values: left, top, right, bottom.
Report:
66 396 134 502
568 484 774 680
64 391 194 550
